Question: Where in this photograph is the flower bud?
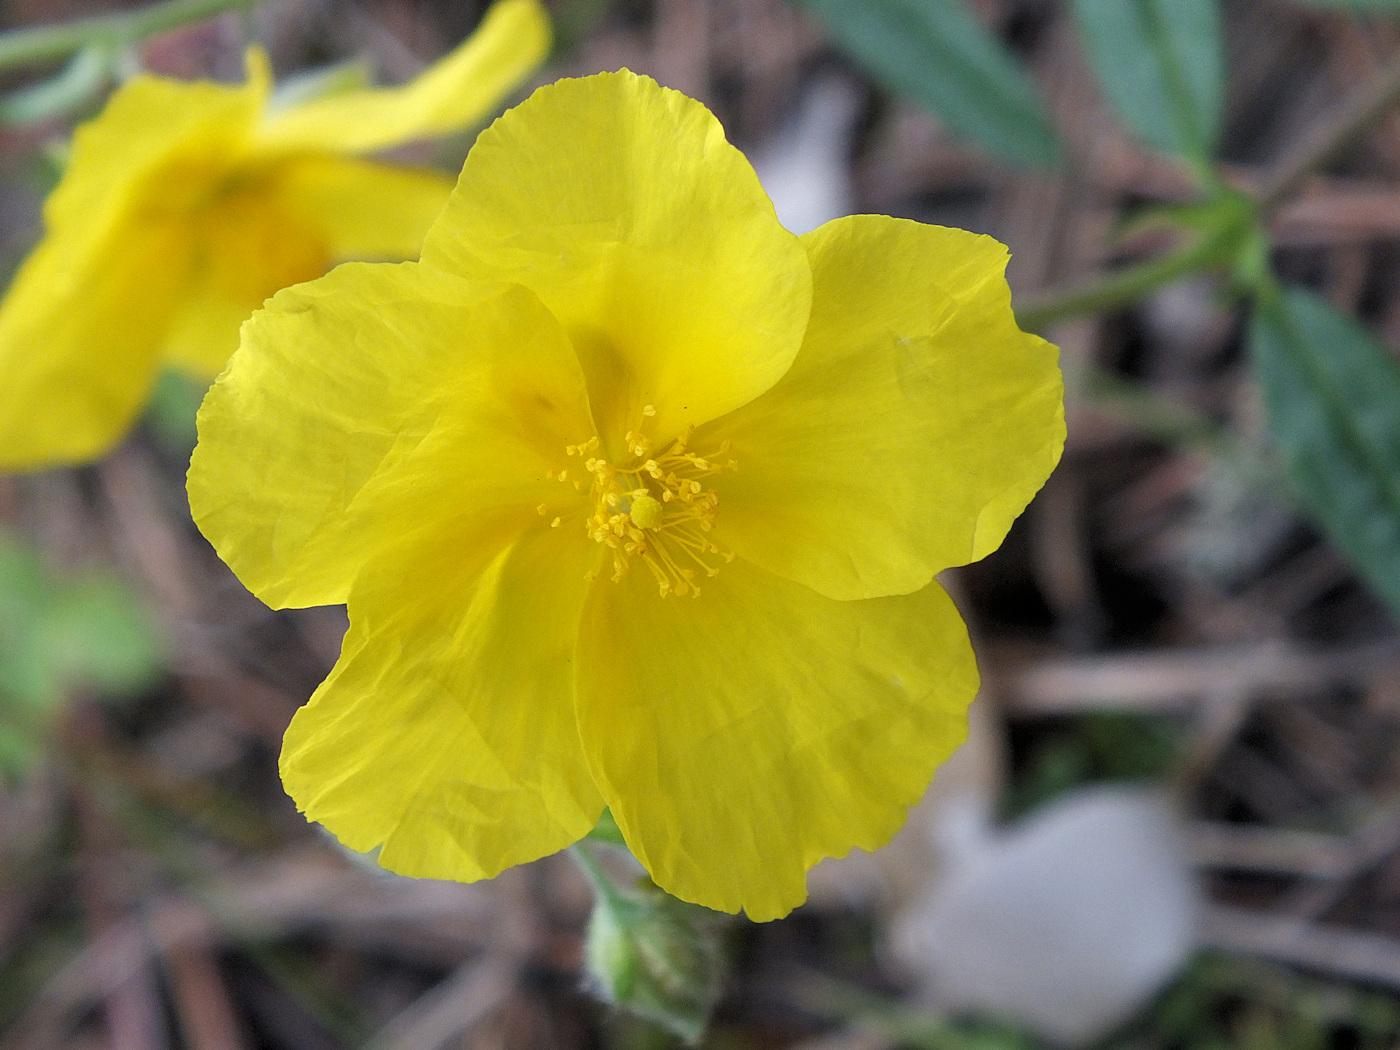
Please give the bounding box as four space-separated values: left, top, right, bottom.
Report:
584 875 724 1044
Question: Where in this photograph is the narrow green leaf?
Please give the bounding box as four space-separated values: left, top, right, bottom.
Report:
1070 0 1223 161
796 0 1061 169
1251 287 1400 618
0 43 113 126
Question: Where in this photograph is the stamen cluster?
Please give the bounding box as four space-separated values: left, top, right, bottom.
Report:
559 409 736 597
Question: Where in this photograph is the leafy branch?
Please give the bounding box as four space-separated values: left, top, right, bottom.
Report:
1016 39 1400 332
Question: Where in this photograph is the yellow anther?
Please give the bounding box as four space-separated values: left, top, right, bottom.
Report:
642 404 657 417
536 503 547 515
551 517 561 528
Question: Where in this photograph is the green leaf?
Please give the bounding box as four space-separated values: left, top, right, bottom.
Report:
1251 287 1400 618
40 578 161 698
0 43 113 126
0 724 33 776
795 0 1061 169
1069 0 1223 162
0 44 110 126
0 532 161 712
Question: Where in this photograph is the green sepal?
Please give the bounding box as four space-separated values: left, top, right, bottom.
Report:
577 847 726 1045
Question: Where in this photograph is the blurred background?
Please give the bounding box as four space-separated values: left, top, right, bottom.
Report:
6 0 1400 1047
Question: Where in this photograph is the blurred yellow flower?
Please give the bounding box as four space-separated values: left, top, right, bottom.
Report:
0 0 549 470
187 71 1065 920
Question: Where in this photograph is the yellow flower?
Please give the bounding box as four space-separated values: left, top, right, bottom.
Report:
0 0 549 470
187 71 1065 920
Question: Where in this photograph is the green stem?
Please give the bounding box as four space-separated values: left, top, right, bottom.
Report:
569 840 626 907
1014 232 1225 333
1074 362 1234 455
1019 44 1400 333
0 0 259 72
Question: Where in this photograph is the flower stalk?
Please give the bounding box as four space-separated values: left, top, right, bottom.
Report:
1013 231 1230 333
572 840 727 1045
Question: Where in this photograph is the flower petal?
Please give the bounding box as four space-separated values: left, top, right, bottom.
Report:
45 65 264 235
165 155 456 376
274 155 455 261
161 184 330 376
188 262 594 608
255 0 549 155
0 69 264 468
160 286 253 379
0 220 191 469
574 561 976 920
703 215 1065 600
283 521 605 880
421 71 811 448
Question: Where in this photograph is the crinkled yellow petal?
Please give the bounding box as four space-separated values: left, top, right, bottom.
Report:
188 262 594 608
162 154 450 378
161 180 331 376
256 0 549 155
282 521 605 880
274 155 454 261
0 67 265 468
0 219 191 469
421 70 811 448
46 65 264 235
702 215 1065 601
575 561 976 921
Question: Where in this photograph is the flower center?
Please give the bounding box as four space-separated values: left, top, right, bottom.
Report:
558 408 736 597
